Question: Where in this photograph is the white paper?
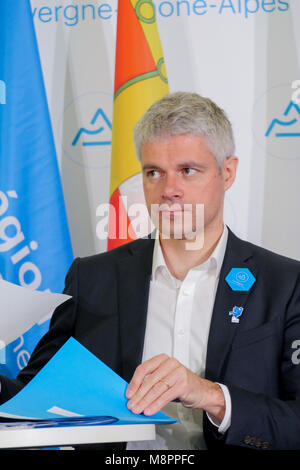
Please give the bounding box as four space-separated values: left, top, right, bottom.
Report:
0 279 71 346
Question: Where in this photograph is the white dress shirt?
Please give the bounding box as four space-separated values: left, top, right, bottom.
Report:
127 226 231 450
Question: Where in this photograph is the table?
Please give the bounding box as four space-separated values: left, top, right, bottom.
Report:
0 419 155 449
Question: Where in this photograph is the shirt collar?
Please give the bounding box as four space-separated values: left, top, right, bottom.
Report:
151 225 228 282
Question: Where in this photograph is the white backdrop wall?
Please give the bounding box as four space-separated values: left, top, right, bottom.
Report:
31 0 300 261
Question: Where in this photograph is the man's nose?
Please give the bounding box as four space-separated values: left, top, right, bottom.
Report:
161 174 184 201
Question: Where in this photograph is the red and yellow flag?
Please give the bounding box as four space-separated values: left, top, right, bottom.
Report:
107 0 169 250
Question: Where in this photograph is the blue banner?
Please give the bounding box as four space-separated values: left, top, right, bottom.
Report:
0 0 73 377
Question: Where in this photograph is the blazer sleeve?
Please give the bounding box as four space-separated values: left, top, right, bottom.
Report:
0 258 80 404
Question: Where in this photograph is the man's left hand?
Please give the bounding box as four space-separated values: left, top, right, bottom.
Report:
126 354 225 421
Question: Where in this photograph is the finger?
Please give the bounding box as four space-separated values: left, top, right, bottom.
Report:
143 367 191 416
142 376 177 415
128 359 172 401
127 356 180 406
128 365 182 415
126 354 169 399
143 385 177 416
128 379 174 414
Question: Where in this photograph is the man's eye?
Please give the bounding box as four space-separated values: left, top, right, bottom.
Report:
182 168 196 176
147 170 160 179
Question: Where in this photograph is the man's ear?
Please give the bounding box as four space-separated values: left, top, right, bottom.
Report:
222 156 238 191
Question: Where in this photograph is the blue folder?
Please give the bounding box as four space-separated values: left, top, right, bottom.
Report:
0 338 176 426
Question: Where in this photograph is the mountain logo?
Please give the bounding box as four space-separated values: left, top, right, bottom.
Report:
252 84 300 160
265 101 300 138
72 108 112 147
62 91 113 169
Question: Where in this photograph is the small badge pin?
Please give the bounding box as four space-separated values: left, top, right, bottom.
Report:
225 268 256 291
229 306 244 323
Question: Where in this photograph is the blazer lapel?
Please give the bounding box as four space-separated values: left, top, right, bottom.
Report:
117 238 154 382
205 229 259 382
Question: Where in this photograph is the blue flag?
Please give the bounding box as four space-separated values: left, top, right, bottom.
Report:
0 0 73 377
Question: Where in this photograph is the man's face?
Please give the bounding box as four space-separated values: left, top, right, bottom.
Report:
140 134 237 242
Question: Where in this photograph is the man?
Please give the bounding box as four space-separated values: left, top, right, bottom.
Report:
1 92 300 450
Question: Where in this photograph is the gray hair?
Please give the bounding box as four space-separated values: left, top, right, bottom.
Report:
133 91 235 167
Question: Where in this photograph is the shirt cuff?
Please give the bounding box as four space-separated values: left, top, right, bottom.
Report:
206 383 231 434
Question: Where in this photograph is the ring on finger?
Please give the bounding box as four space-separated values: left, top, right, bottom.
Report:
159 379 170 389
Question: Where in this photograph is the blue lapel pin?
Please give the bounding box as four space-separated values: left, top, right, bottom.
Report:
225 268 256 291
229 306 244 323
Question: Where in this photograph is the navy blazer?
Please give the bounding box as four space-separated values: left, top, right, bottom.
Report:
2 228 300 450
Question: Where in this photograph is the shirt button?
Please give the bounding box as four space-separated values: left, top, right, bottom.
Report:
178 329 185 336
182 289 190 296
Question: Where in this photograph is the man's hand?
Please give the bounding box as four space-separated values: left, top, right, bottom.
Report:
126 354 225 422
